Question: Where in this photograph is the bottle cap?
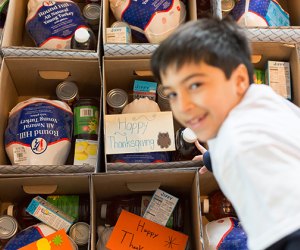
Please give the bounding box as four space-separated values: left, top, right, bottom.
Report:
182 128 197 143
203 199 209 213
74 28 90 43
100 203 107 219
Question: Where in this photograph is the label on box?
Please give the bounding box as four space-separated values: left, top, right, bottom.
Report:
143 189 178 226
106 27 131 43
106 210 188 250
105 112 175 154
266 61 291 99
73 139 98 166
26 196 75 232
133 80 157 101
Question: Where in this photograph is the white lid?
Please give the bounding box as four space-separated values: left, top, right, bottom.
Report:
6 205 15 217
182 128 197 143
203 199 210 213
100 203 107 219
74 28 90 43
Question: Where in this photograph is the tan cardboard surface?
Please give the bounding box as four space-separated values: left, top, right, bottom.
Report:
1 0 101 58
91 169 202 250
0 57 101 169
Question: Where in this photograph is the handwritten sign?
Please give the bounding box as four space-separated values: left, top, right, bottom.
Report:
19 229 73 250
106 210 188 250
104 112 175 154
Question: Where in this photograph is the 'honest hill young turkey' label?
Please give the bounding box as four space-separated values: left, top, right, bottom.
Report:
5 98 73 165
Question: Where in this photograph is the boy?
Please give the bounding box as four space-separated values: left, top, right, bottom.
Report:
151 18 300 250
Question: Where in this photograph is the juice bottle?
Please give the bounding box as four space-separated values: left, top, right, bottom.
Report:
71 28 96 50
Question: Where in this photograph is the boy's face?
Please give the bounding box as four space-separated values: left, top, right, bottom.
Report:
161 61 249 141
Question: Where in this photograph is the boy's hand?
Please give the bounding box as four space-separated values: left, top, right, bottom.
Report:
194 140 209 175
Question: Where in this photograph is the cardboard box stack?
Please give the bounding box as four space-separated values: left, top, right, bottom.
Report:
0 0 300 249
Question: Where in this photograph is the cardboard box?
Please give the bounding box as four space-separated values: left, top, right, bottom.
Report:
102 0 211 56
0 57 101 175
102 42 300 172
91 169 204 250
251 42 300 106
1 0 101 58
0 175 91 248
223 0 300 43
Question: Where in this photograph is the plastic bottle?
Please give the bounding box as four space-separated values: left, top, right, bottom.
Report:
202 190 237 221
71 28 96 50
173 127 199 161
100 194 184 231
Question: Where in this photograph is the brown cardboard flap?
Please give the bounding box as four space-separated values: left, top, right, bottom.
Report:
126 182 161 192
23 185 58 194
39 71 70 80
134 70 153 76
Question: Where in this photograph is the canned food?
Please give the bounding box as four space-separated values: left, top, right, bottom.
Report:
106 88 128 114
0 215 19 240
83 3 101 31
69 222 90 246
221 0 235 15
157 84 171 111
56 81 79 107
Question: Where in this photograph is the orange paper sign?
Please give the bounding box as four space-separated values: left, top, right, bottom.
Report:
106 210 188 250
19 229 73 250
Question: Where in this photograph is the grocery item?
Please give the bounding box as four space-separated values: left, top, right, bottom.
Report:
71 28 97 50
96 225 113 250
106 88 128 114
109 0 186 43
56 81 79 107
0 215 19 245
5 98 73 165
229 0 289 27
157 84 171 111
73 98 99 166
69 222 90 247
100 194 184 231
26 0 88 49
202 190 237 221
106 21 132 44
46 195 90 223
133 80 157 101
173 128 199 161
83 3 101 32
4 223 56 250
204 217 248 249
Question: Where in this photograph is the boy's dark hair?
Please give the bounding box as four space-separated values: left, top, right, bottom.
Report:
151 17 254 84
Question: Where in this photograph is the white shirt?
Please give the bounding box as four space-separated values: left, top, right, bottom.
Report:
208 84 300 250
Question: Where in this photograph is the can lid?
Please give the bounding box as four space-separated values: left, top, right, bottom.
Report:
83 3 101 21
0 215 18 240
69 222 90 245
106 89 128 109
56 81 79 101
157 84 168 100
221 0 235 12
111 21 131 29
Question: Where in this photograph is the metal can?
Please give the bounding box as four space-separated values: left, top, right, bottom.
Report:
0 215 19 242
69 222 90 246
221 0 235 16
111 21 132 43
106 88 128 114
56 81 79 107
157 84 171 111
83 3 101 31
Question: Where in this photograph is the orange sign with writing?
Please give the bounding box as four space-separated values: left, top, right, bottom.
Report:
19 229 73 250
106 210 188 250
